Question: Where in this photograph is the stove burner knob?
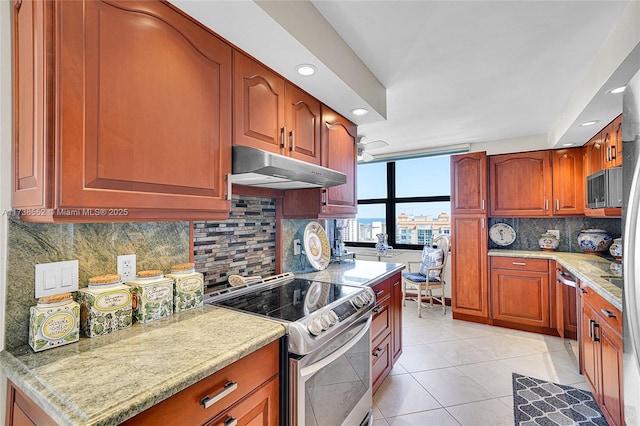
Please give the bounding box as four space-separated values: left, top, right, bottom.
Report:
327 310 339 325
361 292 372 303
319 315 331 330
352 295 365 308
307 318 323 336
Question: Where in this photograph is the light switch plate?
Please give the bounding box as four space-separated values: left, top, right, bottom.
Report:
35 260 79 298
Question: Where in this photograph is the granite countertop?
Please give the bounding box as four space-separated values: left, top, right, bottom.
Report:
295 259 406 286
0 306 286 426
488 250 623 311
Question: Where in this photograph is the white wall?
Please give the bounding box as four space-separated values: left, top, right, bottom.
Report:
1 0 11 419
349 248 452 300
470 133 549 156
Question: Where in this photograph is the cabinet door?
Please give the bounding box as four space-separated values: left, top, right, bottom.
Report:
371 333 392 394
11 0 53 208
599 321 623 426
6 380 57 426
603 122 615 169
451 152 487 214
57 0 232 213
491 268 550 327
489 151 552 217
581 300 600 396
320 106 357 216
391 273 403 363
612 115 622 168
233 51 285 153
371 291 391 344
205 377 279 426
451 215 489 319
584 133 604 177
552 148 584 215
285 83 321 165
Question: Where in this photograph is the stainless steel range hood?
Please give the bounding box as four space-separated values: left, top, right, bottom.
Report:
230 146 347 189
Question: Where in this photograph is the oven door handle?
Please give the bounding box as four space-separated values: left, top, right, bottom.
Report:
300 316 372 378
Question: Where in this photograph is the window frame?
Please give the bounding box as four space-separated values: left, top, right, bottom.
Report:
347 160 452 250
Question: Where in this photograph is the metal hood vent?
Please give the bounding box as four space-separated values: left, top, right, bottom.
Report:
231 146 347 189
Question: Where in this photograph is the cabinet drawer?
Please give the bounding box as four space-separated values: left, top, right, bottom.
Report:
371 296 391 343
371 333 392 394
122 340 279 425
372 278 391 302
205 377 279 426
491 257 549 273
580 284 622 333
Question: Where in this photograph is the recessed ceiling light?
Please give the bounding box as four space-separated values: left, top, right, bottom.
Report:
295 64 317 76
608 86 626 94
562 143 574 147
351 108 369 116
580 120 600 127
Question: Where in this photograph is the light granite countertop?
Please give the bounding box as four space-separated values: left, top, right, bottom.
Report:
488 250 623 311
0 306 286 426
295 259 406 286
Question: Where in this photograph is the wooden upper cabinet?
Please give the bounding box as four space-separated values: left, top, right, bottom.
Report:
285 83 321 165
583 131 604 177
13 0 233 221
451 152 487 214
233 51 285 153
489 151 552 217
552 148 584 215
281 107 357 219
604 115 622 169
233 53 321 165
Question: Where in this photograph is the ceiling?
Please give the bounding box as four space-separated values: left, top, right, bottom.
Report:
170 0 640 160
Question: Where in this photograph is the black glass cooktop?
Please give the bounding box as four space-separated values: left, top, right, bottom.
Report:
211 278 360 322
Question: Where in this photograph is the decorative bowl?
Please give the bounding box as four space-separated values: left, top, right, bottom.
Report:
609 237 623 260
577 229 613 254
538 233 559 251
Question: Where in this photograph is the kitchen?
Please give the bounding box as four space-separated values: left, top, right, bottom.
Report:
1 1 640 426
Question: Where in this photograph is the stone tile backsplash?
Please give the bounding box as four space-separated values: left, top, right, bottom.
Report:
488 217 622 253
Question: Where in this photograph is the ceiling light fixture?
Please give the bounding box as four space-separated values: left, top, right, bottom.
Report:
562 143 574 147
579 120 600 127
351 108 368 116
295 64 317 76
608 86 626 94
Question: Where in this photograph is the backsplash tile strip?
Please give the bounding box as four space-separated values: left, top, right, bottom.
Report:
4 217 190 350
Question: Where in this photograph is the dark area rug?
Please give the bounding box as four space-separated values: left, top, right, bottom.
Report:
513 373 608 425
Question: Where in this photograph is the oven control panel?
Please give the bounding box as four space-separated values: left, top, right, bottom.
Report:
306 289 374 336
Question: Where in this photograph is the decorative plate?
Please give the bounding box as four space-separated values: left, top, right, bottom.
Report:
303 222 331 270
489 223 517 246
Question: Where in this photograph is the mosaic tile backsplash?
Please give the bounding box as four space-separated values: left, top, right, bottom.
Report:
489 217 622 254
193 196 277 291
5 218 190 350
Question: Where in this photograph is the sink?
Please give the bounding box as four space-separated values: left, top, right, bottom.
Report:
602 276 624 289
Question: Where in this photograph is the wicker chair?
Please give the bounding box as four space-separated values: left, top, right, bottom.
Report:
402 234 450 317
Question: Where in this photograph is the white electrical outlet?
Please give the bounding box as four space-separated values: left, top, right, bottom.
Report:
293 239 301 255
35 260 79 298
547 230 560 240
117 254 137 282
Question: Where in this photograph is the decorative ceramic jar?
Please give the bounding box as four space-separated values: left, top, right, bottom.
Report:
609 237 623 260
538 233 559 251
166 263 204 313
125 270 174 324
77 274 132 337
577 229 613 254
29 293 80 352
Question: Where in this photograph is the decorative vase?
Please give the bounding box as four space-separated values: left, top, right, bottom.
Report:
538 233 559 251
577 229 613 254
609 237 623 260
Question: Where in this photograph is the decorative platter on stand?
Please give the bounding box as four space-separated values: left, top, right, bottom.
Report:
489 223 517 246
303 221 331 270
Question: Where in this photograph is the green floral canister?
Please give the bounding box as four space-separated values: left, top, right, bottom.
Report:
29 293 80 352
166 263 204 313
77 274 132 338
125 270 174 324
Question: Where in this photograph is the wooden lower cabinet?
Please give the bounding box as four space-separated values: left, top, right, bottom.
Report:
580 284 624 426
371 272 402 393
490 257 550 329
204 377 279 426
5 380 57 426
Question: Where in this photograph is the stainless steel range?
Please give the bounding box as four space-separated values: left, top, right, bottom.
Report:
206 272 375 426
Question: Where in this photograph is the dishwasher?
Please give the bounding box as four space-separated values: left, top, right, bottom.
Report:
556 265 580 372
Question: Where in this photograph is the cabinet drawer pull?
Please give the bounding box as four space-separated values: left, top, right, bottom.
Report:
280 127 287 148
375 290 384 297
200 381 238 409
556 199 560 211
512 262 527 266
593 322 600 342
372 305 383 314
289 130 295 151
373 347 384 357
224 417 238 426
601 309 617 319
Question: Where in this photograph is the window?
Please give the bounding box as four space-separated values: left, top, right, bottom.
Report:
345 155 453 249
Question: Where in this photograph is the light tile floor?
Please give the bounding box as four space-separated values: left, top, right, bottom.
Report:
372 301 588 425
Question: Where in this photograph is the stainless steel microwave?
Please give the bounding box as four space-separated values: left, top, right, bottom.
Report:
586 167 622 209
